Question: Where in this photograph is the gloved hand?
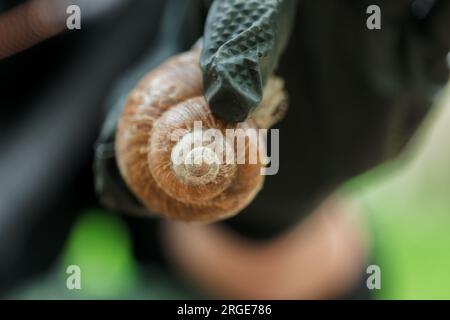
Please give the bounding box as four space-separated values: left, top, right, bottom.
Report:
94 0 450 237
200 0 297 122
93 0 298 215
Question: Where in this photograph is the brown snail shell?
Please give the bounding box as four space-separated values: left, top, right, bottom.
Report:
115 48 288 222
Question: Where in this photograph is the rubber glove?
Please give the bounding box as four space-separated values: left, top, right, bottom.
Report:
200 0 297 122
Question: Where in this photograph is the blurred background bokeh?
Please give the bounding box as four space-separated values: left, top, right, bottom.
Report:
0 0 449 299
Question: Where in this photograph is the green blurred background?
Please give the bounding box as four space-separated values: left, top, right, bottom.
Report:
350 83 450 299
7 83 449 300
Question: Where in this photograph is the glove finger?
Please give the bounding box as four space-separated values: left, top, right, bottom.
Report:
201 0 297 122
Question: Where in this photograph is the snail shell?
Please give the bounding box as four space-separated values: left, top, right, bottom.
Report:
115 49 287 222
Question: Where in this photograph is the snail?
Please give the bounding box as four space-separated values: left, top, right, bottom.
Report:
115 48 288 223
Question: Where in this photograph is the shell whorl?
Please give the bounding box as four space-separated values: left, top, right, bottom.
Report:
115 49 287 222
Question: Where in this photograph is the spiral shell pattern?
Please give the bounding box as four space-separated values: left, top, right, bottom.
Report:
115 49 276 222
